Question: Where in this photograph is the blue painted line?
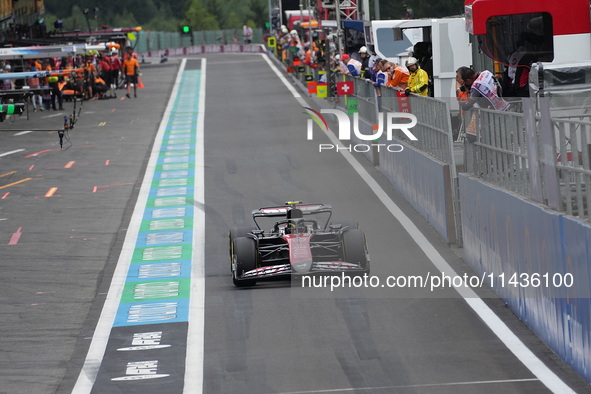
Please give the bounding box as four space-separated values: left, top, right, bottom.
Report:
143 206 195 220
135 229 194 248
154 170 195 180
148 185 194 199
113 299 191 327
126 260 193 282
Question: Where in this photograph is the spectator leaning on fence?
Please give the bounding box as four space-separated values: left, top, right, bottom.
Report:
404 56 429 97
288 30 304 63
312 33 325 68
277 26 289 63
456 70 469 113
341 54 362 77
333 54 348 74
373 59 389 108
456 66 510 111
358 46 370 78
370 58 382 83
368 46 379 70
373 60 388 88
385 62 410 90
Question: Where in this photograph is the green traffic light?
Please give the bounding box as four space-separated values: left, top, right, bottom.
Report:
183 26 190 34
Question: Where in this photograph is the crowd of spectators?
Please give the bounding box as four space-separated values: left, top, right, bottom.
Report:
271 24 433 98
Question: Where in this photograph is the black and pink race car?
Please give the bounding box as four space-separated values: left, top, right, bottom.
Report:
229 202 370 287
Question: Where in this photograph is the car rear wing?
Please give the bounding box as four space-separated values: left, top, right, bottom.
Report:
253 203 332 217
252 203 333 229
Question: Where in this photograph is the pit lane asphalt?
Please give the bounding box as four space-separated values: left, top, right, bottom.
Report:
0 53 589 394
198 54 588 394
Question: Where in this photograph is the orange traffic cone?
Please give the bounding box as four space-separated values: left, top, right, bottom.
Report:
138 77 144 88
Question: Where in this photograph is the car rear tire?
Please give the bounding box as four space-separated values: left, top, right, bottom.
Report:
232 237 258 287
342 228 370 274
229 226 255 248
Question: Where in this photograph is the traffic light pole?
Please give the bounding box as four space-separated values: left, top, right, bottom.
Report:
180 25 195 46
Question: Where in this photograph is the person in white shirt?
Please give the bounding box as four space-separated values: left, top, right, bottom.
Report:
341 54 362 77
243 25 253 44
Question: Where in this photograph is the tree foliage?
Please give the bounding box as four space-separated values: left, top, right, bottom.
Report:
44 0 260 31
186 0 220 31
379 0 465 19
44 0 466 32
225 12 242 30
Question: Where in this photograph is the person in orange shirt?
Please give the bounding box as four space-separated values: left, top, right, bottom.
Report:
122 47 139 98
385 62 410 90
34 58 42 72
84 56 96 99
456 70 470 115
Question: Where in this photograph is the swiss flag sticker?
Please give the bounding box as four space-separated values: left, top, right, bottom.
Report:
336 81 354 96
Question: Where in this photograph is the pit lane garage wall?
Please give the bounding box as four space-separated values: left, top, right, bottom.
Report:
459 173 591 383
378 138 455 244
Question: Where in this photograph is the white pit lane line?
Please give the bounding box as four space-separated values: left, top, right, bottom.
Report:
0 148 25 157
278 377 541 393
261 53 575 394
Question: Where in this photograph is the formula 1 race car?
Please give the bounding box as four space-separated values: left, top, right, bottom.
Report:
229 201 370 287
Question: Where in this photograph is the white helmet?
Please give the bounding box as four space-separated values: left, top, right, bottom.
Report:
281 26 288 34
405 56 419 68
334 54 340 60
358 46 368 54
290 29 298 37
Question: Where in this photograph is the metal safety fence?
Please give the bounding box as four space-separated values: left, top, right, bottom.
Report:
301 71 462 241
554 118 591 218
381 88 456 166
463 108 530 195
134 28 264 54
463 101 591 221
293 70 458 167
